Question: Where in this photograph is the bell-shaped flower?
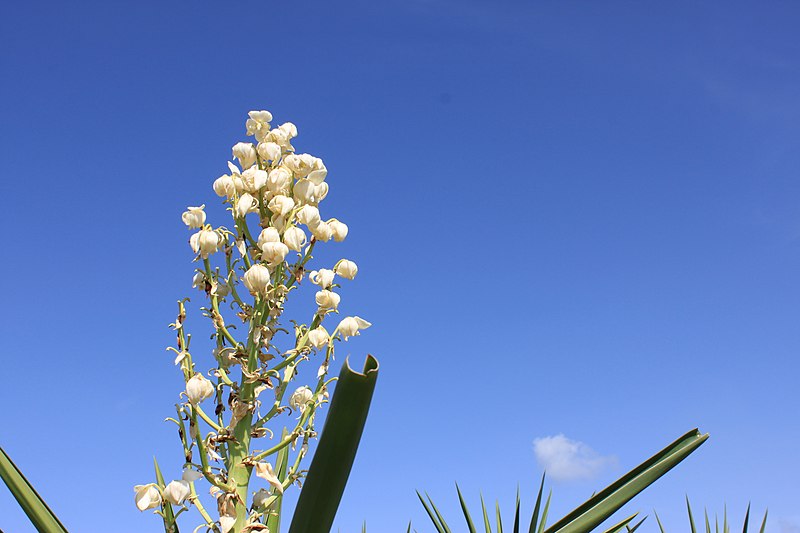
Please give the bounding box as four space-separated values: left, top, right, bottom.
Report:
134 484 162 511
337 316 372 340
190 229 221 258
335 259 358 280
257 227 280 248
181 205 206 229
241 166 268 193
283 226 307 252
192 271 207 291
315 289 340 311
268 194 295 217
307 159 327 185
260 241 289 268
283 153 314 179
257 141 282 162
293 179 328 205
246 110 273 142
296 205 321 227
255 462 284 494
309 269 335 288
163 480 191 505
186 373 215 404
213 174 236 198
232 142 258 170
328 219 348 242
243 264 271 296
267 167 292 195
309 220 333 242
235 193 258 218
308 326 330 349
289 386 314 411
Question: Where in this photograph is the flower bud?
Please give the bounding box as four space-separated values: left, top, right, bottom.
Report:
243 264 271 296
236 193 258 218
296 205 321 227
309 220 333 242
337 316 372 340
290 386 314 411
315 289 340 310
261 241 289 267
257 141 281 162
163 480 191 505
308 326 330 349
335 259 358 280
268 195 295 217
186 373 215 404
257 227 280 248
232 142 257 169
190 229 221 258
181 205 206 229
309 269 335 288
134 484 162 511
213 175 236 197
328 219 348 242
283 226 306 252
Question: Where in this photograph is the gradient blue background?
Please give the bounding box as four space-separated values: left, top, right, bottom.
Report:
1 1 798 531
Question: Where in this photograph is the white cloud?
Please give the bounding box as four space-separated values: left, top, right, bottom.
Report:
532 434 616 482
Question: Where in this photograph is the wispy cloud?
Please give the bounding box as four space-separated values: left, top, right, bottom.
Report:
533 434 616 482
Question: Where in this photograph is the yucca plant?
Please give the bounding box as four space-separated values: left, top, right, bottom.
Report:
417 429 708 533
653 498 768 533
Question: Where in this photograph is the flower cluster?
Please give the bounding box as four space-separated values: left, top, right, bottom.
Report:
138 110 371 533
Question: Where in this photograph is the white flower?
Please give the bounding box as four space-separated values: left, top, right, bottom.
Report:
232 142 258 170
309 269 335 288
293 179 329 205
268 195 295 217
181 205 206 228
257 141 282 162
278 121 298 139
192 271 207 291
283 226 306 252
328 219 348 242
296 205 321 227
243 264 271 296
290 386 314 411
253 488 270 508
315 289 340 310
190 229 221 258
182 469 203 482
186 373 215 404
211 279 230 298
257 227 281 248
308 326 330 348
283 153 316 179
267 167 292 194
246 110 273 142
241 166 268 192
335 260 358 280
261 241 289 267
255 462 284 494
134 484 162 511
272 215 287 232
220 516 236 533
235 193 258 218
163 480 190 505
337 316 372 340
213 174 236 197
309 220 333 242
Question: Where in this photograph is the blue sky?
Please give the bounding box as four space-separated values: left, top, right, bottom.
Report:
1 0 799 531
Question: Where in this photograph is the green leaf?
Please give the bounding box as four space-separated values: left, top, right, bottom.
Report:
0 446 69 533
758 510 768 533
544 429 708 533
481 493 492 533
529 473 546 533
600 513 637 533
513 486 521 533
654 510 667 533
429 492 453 533
456 483 478 533
687 497 698 533
627 516 647 532
288 355 379 533
496 500 504 533
537 491 552 533
417 491 447 533
741 504 750 533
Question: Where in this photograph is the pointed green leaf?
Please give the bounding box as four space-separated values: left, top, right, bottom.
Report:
0 446 69 533
688 497 697 533
758 510 768 533
537 491 552 533
154 457 177 533
654 510 666 533
513 486 520 533
266 427 290 533
496 500 504 533
481 493 492 533
417 491 446 533
628 516 647 532
456 483 477 533
544 429 708 533
600 513 637 533
529 473 546 533
288 355 379 533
